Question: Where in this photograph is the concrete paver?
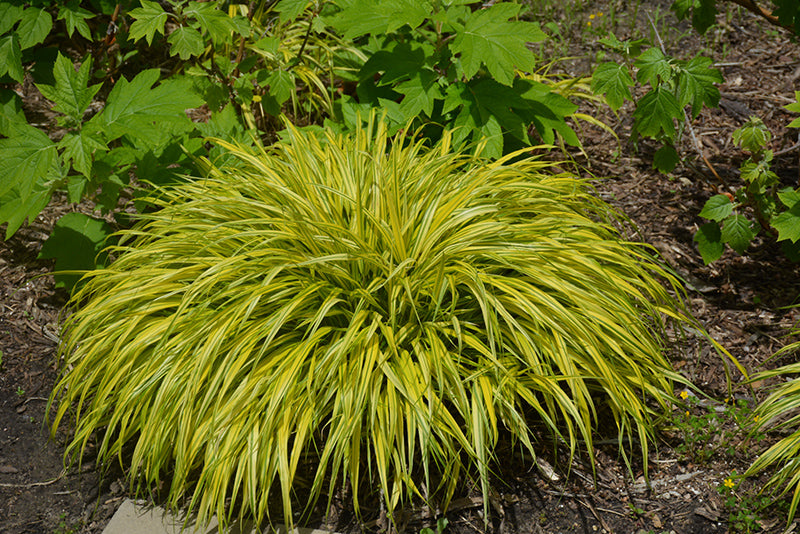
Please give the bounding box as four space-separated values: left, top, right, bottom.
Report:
103 499 338 534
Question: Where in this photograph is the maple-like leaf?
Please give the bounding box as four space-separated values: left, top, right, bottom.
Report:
360 41 430 85
676 56 722 118
58 3 94 41
184 1 248 45
633 86 683 140
397 69 443 118
58 131 107 177
0 122 58 200
635 48 672 87
692 0 718 34
451 3 545 86
129 0 168 45
35 53 102 124
326 0 433 39
591 62 634 111
168 26 205 59
0 178 54 239
97 70 204 142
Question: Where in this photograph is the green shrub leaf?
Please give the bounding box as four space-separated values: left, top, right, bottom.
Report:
35 53 102 124
721 214 756 254
633 86 683 140
693 221 724 264
653 144 680 173
778 187 800 208
58 131 107 177
0 34 23 83
699 194 734 222
0 179 53 239
396 69 443 117
16 7 52 50
167 26 205 60
0 2 24 35
129 0 168 45
772 204 800 243
692 0 718 33
591 62 634 111
38 212 112 291
0 122 58 199
275 0 309 22
676 56 722 118
184 1 248 44
57 3 94 41
327 0 433 38
99 70 203 141
635 47 672 87
452 3 545 86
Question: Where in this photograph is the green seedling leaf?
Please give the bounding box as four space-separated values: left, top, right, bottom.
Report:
0 34 23 83
261 70 295 108
396 69 443 118
694 222 724 264
653 144 680 172
591 62 634 111
99 70 204 142
0 3 24 35
772 204 800 243
58 2 94 40
35 53 102 124
185 1 247 44
732 116 770 152
633 86 683 140
16 7 52 50
721 214 756 254
38 212 112 291
676 56 722 118
635 47 672 87
168 26 205 59
326 0 433 38
0 122 58 199
452 3 546 86
699 194 734 222
129 0 168 45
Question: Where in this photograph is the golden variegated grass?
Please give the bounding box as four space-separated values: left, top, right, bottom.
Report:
746 352 800 522
50 116 692 530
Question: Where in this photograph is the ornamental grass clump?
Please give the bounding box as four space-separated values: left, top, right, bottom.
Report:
50 117 692 529
745 350 800 521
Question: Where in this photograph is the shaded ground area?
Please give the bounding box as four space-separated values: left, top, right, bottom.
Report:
3 2 800 533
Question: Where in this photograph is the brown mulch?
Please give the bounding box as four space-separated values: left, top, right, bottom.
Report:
4 2 800 533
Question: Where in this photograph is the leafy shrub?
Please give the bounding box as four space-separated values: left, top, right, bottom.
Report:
49 113 696 529
591 33 723 173
694 115 800 263
320 0 585 158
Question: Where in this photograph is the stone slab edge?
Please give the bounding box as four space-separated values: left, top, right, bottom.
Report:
103 498 340 534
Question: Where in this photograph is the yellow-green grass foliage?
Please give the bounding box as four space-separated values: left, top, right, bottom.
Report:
50 116 692 529
747 351 800 521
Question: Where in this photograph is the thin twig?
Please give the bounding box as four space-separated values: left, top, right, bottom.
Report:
0 470 66 489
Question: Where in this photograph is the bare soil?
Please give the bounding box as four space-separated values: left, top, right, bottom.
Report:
3 2 800 533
